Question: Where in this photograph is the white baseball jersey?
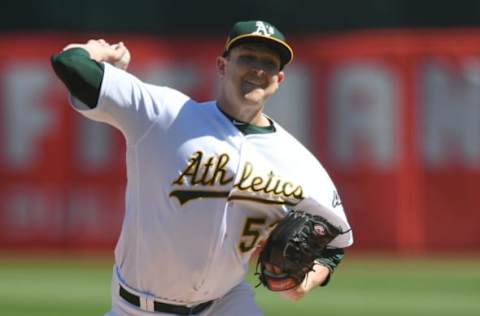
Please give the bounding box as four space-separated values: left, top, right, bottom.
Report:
71 63 353 307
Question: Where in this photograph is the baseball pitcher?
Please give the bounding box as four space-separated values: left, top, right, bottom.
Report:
51 20 353 316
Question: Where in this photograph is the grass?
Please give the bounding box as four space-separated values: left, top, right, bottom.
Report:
0 254 112 316
252 256 480 316
1 253 479 316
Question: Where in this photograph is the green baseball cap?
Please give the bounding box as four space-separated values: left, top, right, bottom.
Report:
223 20 294 69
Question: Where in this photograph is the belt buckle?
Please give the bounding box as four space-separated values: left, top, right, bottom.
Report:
145 293 155 312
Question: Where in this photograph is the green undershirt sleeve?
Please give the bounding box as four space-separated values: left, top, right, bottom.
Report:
50 47 105 108
316 248 345 287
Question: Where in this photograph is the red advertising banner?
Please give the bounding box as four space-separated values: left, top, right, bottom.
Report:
0 30 479 252
303 29 480 253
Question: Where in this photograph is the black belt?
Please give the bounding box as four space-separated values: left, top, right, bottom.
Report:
119 285 213 315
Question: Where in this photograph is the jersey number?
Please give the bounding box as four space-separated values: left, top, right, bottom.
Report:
239 217 267 253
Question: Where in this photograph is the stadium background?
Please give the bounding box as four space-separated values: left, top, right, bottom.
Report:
1 1 479 315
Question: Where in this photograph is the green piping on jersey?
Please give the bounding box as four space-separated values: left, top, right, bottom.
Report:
219 107 276 135
51 47 104 108
316 248 345 287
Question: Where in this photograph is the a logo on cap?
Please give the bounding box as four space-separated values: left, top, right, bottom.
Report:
253 21 275 37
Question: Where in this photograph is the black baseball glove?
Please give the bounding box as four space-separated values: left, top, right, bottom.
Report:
256 210 343 291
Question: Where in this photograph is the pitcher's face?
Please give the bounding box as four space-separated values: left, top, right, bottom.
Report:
217 43 285 108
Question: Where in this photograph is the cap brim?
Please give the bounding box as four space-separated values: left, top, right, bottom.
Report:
224 35 293 68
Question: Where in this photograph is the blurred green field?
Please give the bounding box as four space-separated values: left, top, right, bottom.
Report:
1 253 479 316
